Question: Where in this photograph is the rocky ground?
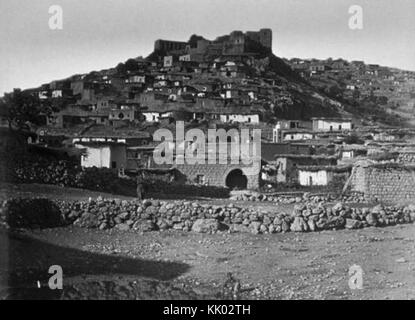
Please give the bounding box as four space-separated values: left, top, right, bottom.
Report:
1 224 415 300
1 183 415 300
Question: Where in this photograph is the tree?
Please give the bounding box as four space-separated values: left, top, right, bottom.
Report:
115 62 127 74
344 133 364 144
1 88 46 130
124 59 140 72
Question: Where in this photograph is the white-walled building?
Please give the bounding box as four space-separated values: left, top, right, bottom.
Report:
312 117 353 132
298 168 331 186
73 137 127 169
297 165 351 186
272 120 313 142
142 111 174 122
219 113 259 124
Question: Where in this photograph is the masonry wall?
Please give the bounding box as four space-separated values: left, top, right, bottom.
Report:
398 152 415 164
175 162 260 189
350 165 415 204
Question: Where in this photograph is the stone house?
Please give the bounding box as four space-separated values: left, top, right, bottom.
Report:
74 138 127 169
274 129 315 143
73 131 151 170
339 144 367 160
270 154 338 184
272 120 312 142
218 112 259 124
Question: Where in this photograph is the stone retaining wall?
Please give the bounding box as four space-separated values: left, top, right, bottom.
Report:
349 163 415 204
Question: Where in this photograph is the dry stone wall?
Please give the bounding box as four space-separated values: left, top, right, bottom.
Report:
2 197 414 234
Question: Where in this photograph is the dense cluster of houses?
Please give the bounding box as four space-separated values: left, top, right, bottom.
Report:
286 57 415 108
5 28 415 192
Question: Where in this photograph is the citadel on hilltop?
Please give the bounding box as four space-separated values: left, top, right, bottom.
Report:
154 28 273 57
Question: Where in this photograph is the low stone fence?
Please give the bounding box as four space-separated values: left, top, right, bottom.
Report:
1 198 414 234
341 191 367 203
230 190 371 204
230 191 338 203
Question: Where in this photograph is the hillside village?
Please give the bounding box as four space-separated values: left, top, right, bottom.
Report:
286 57 415 124
2 28 415 199
2 25 415 301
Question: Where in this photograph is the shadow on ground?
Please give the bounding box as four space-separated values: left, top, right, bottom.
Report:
0 229 209 300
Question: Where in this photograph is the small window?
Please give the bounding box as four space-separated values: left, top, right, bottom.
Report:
111 161 117 169
196 175 205 184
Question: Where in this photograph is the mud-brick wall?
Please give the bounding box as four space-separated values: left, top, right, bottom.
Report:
350 165 415 203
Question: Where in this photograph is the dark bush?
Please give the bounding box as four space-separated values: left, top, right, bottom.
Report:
1 198 64 229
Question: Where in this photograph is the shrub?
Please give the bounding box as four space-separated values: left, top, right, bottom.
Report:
1 198 64 229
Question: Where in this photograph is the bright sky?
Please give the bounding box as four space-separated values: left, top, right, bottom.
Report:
1 0 414 94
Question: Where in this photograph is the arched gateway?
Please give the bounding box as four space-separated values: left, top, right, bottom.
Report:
225 169 248 190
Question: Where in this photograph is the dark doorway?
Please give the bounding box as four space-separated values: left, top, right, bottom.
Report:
225 169 248 190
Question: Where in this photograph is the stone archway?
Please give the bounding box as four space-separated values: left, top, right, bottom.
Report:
225 169 248 190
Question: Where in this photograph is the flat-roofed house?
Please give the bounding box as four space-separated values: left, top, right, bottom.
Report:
73 137 127 169
312 117 353 132
297 165 351 186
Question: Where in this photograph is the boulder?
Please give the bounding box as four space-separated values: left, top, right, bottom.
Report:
281 220 290 232
323 216 345 230
249 221 261 234
365 213 378 226
345 219 363 229
307 219 316 232
191 219 219 233
132 220 156 232
290 216 308 232
229 224 250 233
115 223 130 231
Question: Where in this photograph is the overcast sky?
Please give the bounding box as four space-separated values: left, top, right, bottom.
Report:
1 0 414 94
